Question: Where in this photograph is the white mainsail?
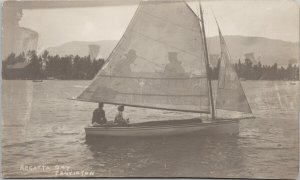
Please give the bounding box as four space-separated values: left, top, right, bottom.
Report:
216 28 252 113
77 0 211 113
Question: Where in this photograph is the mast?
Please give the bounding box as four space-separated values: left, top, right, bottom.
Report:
199 2 215 119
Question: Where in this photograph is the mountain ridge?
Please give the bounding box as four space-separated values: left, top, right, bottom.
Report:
46 35 299 66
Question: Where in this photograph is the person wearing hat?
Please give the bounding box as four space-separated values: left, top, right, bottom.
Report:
91 102 107 126
164 52 185 77
113 49 137 76
114 105 130 125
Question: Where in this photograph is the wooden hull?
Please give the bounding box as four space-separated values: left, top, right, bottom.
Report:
85 119 239 137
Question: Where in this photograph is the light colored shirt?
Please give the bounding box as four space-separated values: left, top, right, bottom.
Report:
114 111 129 125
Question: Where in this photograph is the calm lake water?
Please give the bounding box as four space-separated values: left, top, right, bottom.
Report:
2 80 299 178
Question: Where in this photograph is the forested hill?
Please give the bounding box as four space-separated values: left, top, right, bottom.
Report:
207 36 298 66
46 36 298 66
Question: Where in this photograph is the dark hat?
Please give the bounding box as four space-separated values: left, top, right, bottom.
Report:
125 49 137 58
98 102 104 108
118 105 124 112
168 52 178 61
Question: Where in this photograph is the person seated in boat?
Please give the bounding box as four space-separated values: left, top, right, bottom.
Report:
112 49 137 76
164 52 186 77
114 105 129 125
92 102 107 126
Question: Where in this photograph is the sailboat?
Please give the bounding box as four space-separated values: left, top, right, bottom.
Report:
75 0 254 137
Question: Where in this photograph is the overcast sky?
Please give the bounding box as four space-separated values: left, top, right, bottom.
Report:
19 0 299 50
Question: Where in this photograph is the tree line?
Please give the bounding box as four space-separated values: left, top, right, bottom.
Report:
2 51 105 80
2 50 299 81
210 59 299 81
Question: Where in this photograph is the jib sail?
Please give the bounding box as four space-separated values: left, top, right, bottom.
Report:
215 28 252 113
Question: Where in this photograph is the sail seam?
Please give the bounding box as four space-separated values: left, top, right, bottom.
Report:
115 46 206 74
217 87 244 91
215 107 252 113
84 90 207 97
128 28 202 59
97 74 207 79
138 9 199 33
111 47 163 68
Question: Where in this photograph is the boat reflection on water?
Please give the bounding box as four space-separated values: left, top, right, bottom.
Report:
84 132 243 177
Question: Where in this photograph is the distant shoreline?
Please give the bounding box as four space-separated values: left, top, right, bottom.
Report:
3 51 299 81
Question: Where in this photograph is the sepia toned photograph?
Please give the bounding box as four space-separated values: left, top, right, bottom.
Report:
1 0 299 178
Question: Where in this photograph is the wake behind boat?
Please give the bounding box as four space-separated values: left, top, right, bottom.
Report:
75 0 254 137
